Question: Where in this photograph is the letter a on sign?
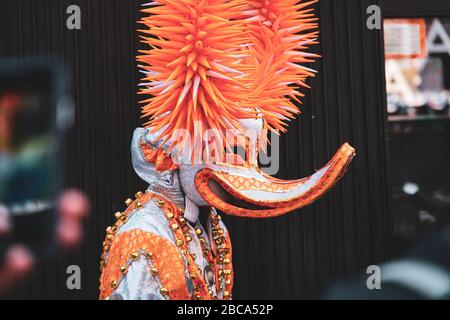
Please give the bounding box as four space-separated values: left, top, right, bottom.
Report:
66 265 82 290
427 19 450 56
66 5 81 30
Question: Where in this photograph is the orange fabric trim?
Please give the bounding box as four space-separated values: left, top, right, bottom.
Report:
99 229 190 300
140 139 178 172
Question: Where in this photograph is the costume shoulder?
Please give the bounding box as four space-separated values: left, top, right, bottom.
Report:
99 193 190 300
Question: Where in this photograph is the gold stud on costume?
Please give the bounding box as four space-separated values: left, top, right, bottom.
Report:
135 191 144 199
125 198 133 207
166 211 174 220
111 280 118 289
156 200 165 208
151 267 159 276
160 288 168 296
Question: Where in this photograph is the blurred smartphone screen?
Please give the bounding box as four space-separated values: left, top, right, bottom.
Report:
0 60 66 259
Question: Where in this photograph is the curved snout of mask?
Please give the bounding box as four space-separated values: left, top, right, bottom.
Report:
194 143 356 218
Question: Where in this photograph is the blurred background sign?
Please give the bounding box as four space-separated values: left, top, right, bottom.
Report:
385 18 450 119
385 19 427 59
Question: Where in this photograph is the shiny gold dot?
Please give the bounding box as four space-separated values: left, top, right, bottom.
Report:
111 280 118 289
160 288 168 296
223 258 231 264
156 200 165 207
106 234 114 241
135 191 144 199
171 223 179 230
195 228 203 235
223 269 232 275
176 239 184 247
103 245 110 252
178 207 185 214
131 252 139 260
179 217 186 225
151 267 159 276
106 226 113 233
125 198 133 207
186 235 192 242
225 279 231 285
166 211 174 220
136 201 143 209
190 273 197 279
114 212 123 219
120 266 128 274
146 251 153 259
224 291 230 298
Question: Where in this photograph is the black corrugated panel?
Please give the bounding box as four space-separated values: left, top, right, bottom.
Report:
0 0 392 299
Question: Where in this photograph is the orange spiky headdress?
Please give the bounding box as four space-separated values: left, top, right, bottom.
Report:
138 0 319 160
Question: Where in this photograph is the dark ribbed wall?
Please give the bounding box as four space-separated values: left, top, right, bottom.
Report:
0 0 391 299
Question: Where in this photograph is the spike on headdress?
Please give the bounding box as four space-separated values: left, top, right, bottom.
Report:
240 0 320 133
138 0 254 159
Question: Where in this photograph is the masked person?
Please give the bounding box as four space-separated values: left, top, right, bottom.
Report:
99 0 356 300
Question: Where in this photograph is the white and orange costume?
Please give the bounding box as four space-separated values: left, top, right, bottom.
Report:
99 0 355 300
